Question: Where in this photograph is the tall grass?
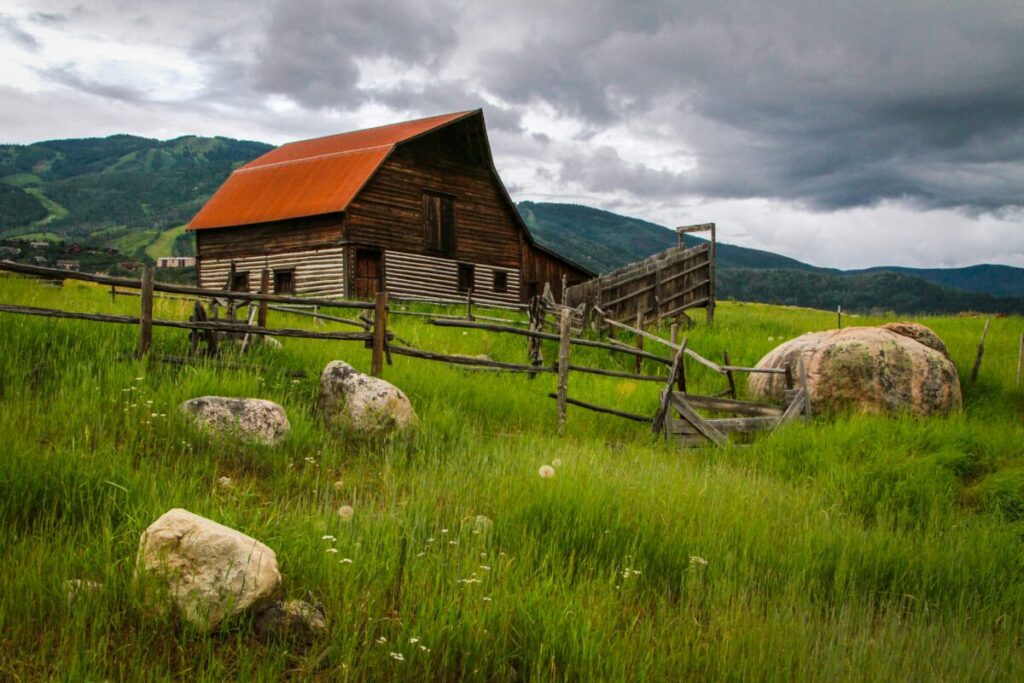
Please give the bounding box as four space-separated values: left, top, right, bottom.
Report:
0 275 1022 680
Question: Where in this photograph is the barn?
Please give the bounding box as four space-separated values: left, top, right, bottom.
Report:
187 109 593 304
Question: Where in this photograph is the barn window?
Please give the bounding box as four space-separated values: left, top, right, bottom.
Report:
274 269 295 295
423 192 455 256
230 271 250 292
492 271 508 293
457 263 475 292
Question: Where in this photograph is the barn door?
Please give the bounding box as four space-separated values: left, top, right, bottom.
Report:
353 249 383 299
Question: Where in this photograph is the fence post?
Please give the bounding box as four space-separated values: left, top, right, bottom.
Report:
466 288 474 322
136 265 154 358
670 322 679 346
110 284 116 303
970 318 991 384
557 308 571 434
837 305 842 329
560 274 568 305
723 351 737 398
1017 333 1023 388
371 291 389 377
257 268 270 328
635 310 644 374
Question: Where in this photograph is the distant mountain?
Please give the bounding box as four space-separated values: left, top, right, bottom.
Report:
518 201 816 273
1 134 1020 314
0 134 271 257
518 201 1024 314
849 264 1024 299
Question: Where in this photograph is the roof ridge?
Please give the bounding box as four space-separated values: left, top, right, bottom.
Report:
239 144 393 172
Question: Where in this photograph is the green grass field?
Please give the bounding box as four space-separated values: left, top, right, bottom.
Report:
145 225 188 261
1 275 1022 681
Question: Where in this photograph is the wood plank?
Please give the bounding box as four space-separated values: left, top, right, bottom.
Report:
672 394 785 417
136 265 154 358
546 393 650 423
670 395 728 446
707 416 779 433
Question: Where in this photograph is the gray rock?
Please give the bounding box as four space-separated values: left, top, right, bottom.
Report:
319 361 418 433
180 396 290 446
254 599 327 641
136 508 282 631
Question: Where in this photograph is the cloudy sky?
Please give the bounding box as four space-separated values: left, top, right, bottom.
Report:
2 0 1023 269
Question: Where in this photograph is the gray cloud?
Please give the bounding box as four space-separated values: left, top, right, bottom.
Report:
39 65 148 102
248 0 459 109
1 14 39 50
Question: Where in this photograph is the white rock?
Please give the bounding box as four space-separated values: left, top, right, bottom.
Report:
319 361 418 433
180 397 290 446
136 508 282 631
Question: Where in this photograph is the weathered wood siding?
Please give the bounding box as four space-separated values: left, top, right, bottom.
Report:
384 250 520 305
195 214 346 260
345 118 522 271
565 243 712 321
198 246 346 297
522 244 592 302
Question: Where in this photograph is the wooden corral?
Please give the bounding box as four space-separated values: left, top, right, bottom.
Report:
189 110 593 305
565 223 716 323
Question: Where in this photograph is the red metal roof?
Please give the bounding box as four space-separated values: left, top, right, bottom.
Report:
188 110 477 230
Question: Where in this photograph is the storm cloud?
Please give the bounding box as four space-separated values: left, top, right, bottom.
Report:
2 0 1023 267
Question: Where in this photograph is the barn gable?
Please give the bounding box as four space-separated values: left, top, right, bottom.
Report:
188 109 593 303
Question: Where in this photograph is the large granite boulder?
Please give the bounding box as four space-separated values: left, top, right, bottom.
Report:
748 325 961 416
136 508 282 631
319 361 418 433
180 397 290 446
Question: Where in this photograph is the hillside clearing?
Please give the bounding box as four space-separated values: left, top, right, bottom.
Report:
0 276 1022 680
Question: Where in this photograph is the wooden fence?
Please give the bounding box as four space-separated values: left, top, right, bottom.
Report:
565 240 714 325
0 258 802 448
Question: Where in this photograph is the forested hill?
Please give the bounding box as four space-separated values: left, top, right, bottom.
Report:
0 134 271 236
1 134 1021 314
519 201 1024 314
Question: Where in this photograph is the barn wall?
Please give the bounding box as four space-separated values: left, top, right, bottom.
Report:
195 214 346 260
346 121 522 271
522 244 592 302
198 246 346 297
384 250 521 305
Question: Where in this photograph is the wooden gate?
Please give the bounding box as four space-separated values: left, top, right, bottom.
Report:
564 223 716 323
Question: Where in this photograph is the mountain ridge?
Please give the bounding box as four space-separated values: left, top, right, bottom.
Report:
1 133 1020 314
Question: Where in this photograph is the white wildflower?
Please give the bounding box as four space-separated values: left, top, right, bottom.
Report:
408 637 420 644
333 479 344 490
321 535 337 542
552 458 563 468
326 548 339 554
337 505 354 521
538 465 555 478
389 652 404 662
216 476 232 489
339 558 353 564
689 556 708 567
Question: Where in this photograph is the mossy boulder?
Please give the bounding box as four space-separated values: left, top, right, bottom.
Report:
748 325 961 416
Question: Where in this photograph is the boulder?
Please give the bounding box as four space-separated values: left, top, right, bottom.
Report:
254 599 327 641
136 508 282 631
879 322 951 359
748 325 961 416
180 397 290 446
319 361 418 433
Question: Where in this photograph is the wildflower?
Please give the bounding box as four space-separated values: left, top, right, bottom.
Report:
473 515 493 534
339 558 353 564
689 556 708 567
427 537 435 543
150 413 159 418
409 637 420 644
482 596 492 602
441 528 449 534
377 636 387 644
538 465 555 478
416 552 426 557
337 504 355 521
390 652 404 662
291 379 301 384
449 540 458 546
480 565 491 571
333 479 344 491
419 645 430 652
326 547 340 554
134 376 143 382
217 476 232 489
552 458 563 468
321 535 337 542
